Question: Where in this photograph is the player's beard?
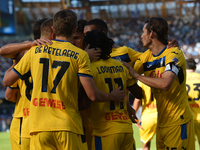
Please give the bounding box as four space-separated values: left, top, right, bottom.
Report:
143 39 152 48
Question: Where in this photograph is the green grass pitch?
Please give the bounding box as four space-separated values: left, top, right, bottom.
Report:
0 125 199 150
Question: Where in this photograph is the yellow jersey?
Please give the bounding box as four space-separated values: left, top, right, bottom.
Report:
186 72 200 120
90 58 136 136
20 76 32 138
134 47 193 127
110 46 142 67
138 81 157 116
13 39 93 135
9 80 23 118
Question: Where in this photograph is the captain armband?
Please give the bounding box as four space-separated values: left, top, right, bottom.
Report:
165 63 179 76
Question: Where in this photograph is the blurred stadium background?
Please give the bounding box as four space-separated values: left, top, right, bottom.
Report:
0 0 200 149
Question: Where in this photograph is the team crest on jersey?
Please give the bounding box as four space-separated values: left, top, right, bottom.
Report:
172 57 179 64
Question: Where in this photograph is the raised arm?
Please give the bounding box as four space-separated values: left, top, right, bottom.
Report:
0 39 52 58
132 98 142 113
123 61 176 91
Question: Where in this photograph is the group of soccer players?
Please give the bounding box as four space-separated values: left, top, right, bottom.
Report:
0 8 199 150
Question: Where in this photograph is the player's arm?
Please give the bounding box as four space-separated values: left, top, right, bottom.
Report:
79 76 124 102
3 63 20 87
126 84 143 124
123 61 176 91
133 98 141 113
78 85 91 111
5 87 20 102
127 83 143 100
0 39 52 58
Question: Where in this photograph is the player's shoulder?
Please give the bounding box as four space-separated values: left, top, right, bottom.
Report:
136 49 151 61
112 45 136 52
167 47 183 55
111 45 127 54
166 47 185 62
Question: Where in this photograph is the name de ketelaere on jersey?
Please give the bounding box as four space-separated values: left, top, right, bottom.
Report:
13 40 93 135
110 46 142 67
134 47 193 127
186 72 200 121
90 58 136 136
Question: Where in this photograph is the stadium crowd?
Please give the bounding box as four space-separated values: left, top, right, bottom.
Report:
107 15 200 60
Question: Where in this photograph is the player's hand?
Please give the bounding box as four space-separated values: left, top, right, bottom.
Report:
122 61 139 79
31 38 52 47
167 39 180 49
109 86 125 102
85 44 102 61
127 106 142 129
135 120 142 129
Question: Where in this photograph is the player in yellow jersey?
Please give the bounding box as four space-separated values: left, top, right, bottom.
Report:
2 18 52 150
5 54 32 150
83 19 179 150
186 58 200 149
20 18 55 150
133 81 157 150
123 17 195 150
5 79 22 150
83 30 143 150
83 19 142 67
3 9 125 150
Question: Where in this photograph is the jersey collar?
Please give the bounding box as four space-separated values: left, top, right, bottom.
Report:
54 39 69 42
153 44 168 57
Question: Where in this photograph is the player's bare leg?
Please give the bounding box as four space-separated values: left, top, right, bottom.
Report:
142 141 150 150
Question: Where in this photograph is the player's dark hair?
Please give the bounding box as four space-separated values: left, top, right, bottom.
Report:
186 58 197 70
32 18 49 40
77 19 87 33
53 9 77 38
83 30 114 60
145 17 168 45
40 19 53 37
85 19 108 34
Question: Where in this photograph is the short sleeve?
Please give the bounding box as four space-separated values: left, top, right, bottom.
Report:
133 57 144 75
9 80 19 89
13 49 31 80
77 52 93 78
127 47 142 67
165 48 184 75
